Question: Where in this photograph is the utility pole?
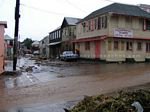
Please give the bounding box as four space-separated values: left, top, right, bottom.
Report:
13 0 20 70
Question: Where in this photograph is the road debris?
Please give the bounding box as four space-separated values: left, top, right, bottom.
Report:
69 89 150 112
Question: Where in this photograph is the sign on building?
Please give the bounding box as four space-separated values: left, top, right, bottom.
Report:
114 29 133 38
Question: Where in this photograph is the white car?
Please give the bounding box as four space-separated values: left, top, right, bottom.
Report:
60 51 79 61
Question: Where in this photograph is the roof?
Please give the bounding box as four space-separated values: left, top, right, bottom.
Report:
4 35 13 40
79 3 150 23
49 26 61 34
65 17 81 25
32 41 39 46
0 21 7 28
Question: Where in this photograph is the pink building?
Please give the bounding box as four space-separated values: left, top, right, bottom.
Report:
0 21 7 74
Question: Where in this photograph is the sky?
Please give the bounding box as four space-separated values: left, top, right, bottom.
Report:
0 0 150 42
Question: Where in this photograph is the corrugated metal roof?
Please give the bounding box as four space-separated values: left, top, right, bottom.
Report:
79 3 150 23
4 35 13 40
65 17 81 25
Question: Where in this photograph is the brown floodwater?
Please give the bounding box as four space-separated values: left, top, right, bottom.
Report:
0 59 150 112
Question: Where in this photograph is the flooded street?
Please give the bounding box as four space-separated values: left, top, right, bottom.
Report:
0 58 150 112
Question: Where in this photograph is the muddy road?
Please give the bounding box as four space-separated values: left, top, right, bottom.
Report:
0 58 150 112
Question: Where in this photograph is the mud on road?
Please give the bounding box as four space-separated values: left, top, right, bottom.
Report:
0 59 150 112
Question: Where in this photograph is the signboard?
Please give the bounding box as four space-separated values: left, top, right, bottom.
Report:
114 29 133 38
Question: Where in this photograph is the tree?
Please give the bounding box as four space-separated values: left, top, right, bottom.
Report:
22 38 33 49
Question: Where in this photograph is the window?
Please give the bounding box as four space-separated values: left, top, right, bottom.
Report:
146 43 150 52
54 32 56 39
137 42 142 51
10 40 13 46
104 16 107 28
82 22 86 32
77 43 80 49
125 16 132 23
56 31 58 38
98 16 107 29
102 16 105 28
114 41 119 50
126 41 133 51
88 21 91 31
95 18 98 30
69 28 72 36
143 19 150 30
121 41 124 50
108 41 112 50
85 42 90 50
59 30 61 38
98 17 101 29
91 19 94 31
86 21 89 32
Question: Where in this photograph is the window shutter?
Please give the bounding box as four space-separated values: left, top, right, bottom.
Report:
143 19 146 31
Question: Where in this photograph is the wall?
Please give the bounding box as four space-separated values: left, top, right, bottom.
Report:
108 14 150 39
103 38 150 62
0 23 6 74
76 14 109 39
62 26 76 51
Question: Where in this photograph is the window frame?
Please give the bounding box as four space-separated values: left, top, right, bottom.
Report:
114 40 119 50
85 42 90 51
137 42 142 51
126 41 133 51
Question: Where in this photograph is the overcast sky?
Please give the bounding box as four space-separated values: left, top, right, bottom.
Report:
0 0 150 41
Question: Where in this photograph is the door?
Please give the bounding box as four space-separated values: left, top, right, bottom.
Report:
95 41 101 59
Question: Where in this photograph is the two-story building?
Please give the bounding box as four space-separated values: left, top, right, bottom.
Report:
61 17 81 52
39 35 49 58
4 35 13 59
0 21 7 74
75 3 150 62
49 27 61 58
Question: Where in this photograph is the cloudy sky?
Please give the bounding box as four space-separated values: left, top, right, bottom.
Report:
0 0 150 41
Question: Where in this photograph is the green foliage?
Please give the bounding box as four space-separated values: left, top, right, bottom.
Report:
22 38 33 49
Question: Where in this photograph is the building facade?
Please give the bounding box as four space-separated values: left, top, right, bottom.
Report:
4 35 13 59
61 17 81 52
39 35 49 58
0 21 7 74
49 27 62 58
75 3 150 62
32 41 40 55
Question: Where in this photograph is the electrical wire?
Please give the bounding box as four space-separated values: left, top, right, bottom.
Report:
20 3 73 16
64 0 87 13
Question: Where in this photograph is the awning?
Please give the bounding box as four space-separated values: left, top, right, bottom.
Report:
48 41 61 46
73 35 107 43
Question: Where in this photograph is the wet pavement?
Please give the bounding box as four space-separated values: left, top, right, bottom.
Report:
0 58 150 112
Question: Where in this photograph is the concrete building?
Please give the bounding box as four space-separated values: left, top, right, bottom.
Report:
39 35 49 58
75 3 150 62
49 27 61 58
4 35 13 59
0 21 7 74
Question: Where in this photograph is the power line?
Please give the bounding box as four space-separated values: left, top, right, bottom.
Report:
65 0 87 13
20 3 74 16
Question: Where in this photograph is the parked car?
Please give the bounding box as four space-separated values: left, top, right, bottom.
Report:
60 51 79 61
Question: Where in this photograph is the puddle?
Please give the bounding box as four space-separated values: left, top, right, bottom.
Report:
0 99 80 112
